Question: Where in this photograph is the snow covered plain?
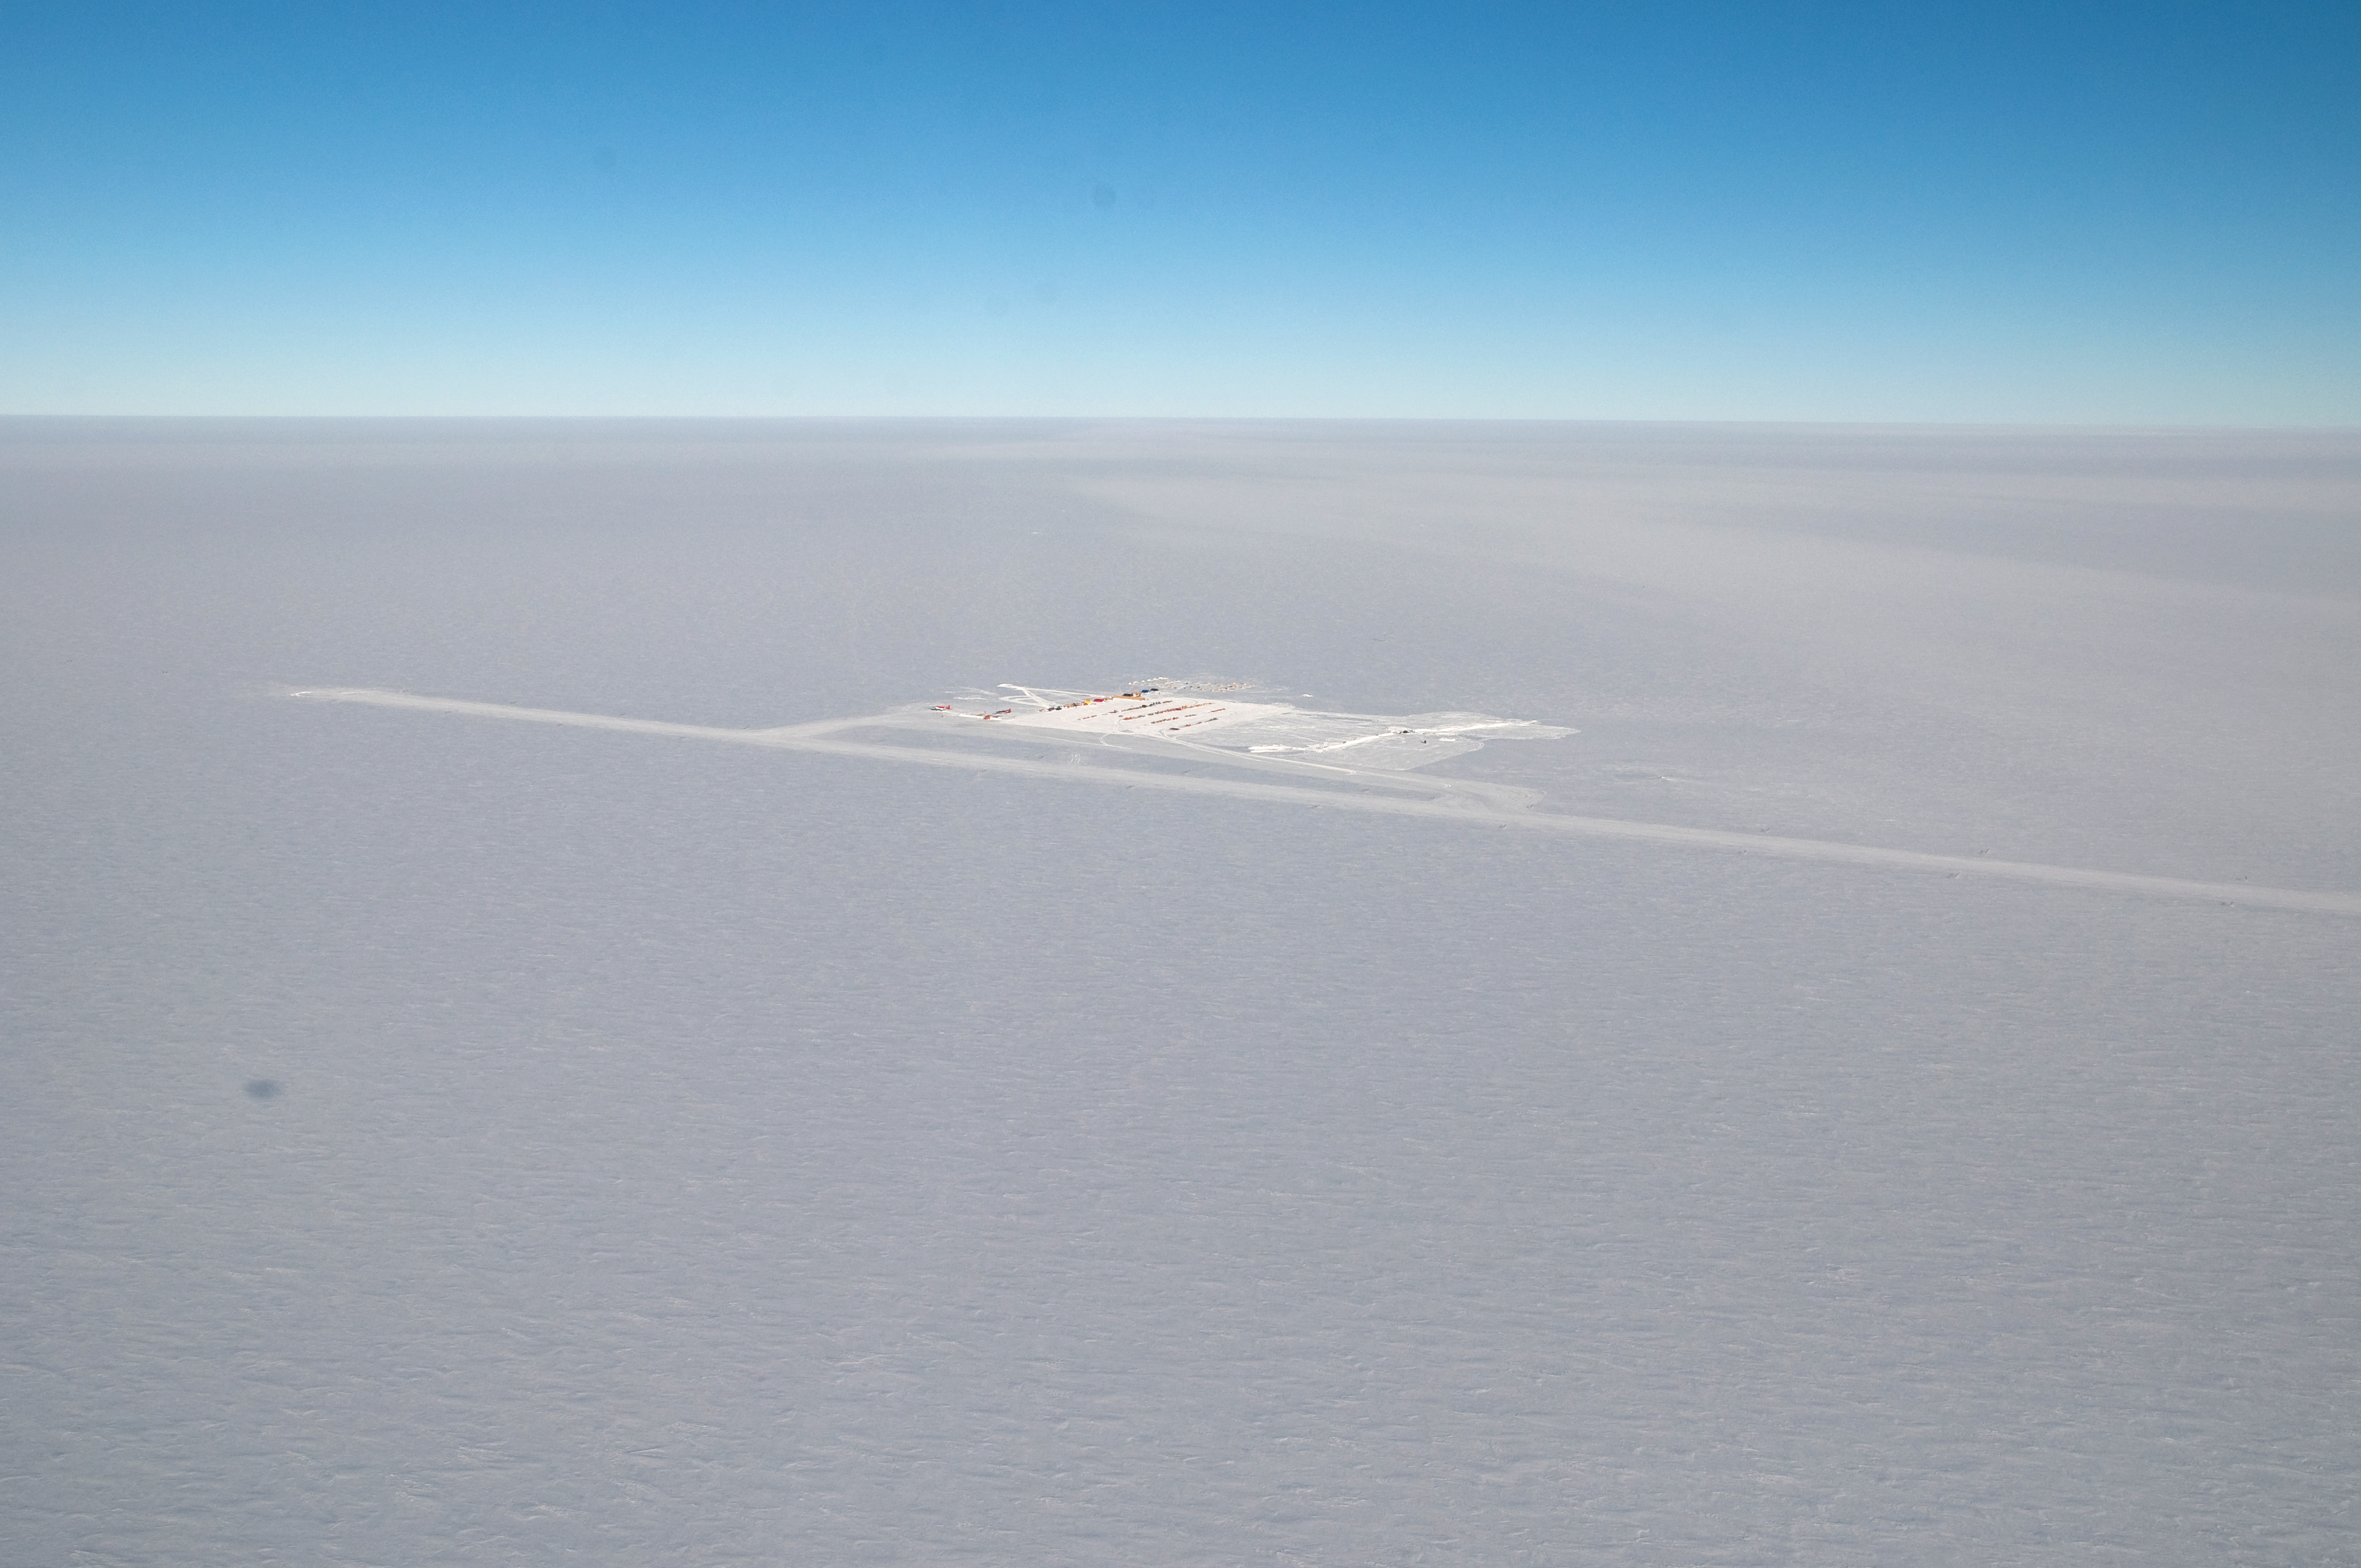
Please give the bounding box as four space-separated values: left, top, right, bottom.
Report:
4 418 2359 1564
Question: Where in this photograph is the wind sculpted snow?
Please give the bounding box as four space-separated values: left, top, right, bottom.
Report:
7 419 2361 1566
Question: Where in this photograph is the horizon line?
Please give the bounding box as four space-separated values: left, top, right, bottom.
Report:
8 413 2361 433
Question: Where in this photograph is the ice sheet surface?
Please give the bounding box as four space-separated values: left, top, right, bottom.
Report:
4 419 2359 1566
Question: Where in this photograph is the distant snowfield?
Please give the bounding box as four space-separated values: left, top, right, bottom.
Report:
285 684 2361 916
12 421 2361 1568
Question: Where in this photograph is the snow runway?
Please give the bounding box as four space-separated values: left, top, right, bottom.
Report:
286 686 2361 916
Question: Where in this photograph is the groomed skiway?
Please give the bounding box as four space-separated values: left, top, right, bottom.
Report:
284 683 2361 916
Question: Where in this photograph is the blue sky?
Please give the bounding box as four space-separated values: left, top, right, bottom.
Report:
4 2 2354 420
